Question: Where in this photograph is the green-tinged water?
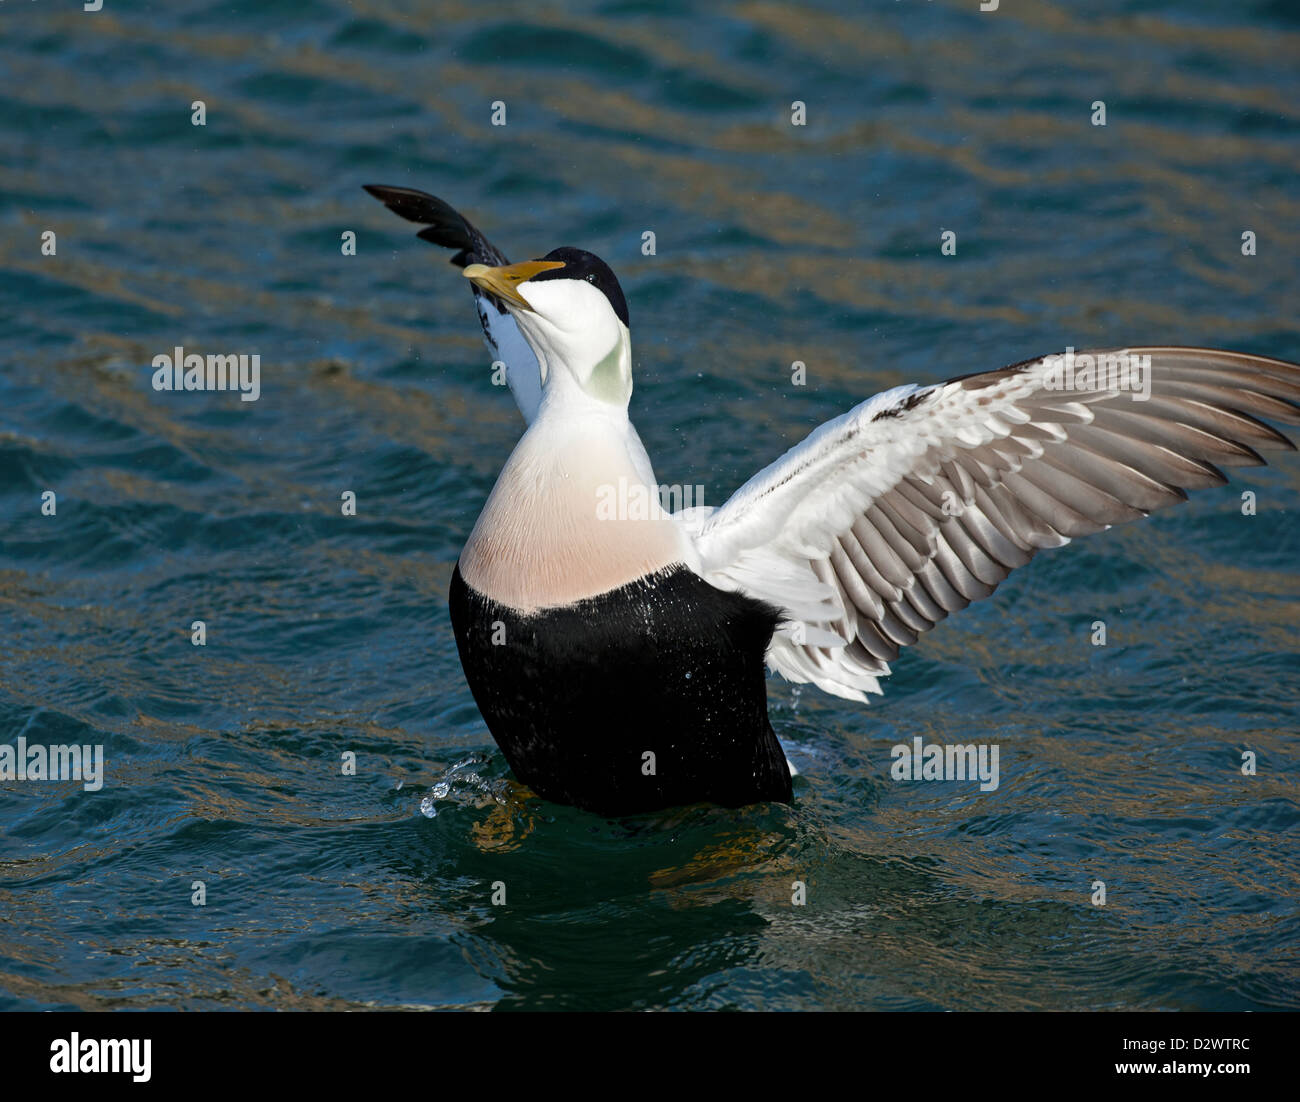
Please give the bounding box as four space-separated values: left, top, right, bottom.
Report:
1 0 1298 1011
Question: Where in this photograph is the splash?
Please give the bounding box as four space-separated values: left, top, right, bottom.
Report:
419 753 510 818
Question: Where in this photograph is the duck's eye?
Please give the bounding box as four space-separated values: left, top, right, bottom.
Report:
586 273 596 284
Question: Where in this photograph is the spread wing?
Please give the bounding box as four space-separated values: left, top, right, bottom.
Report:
683 347 1300 702
363 185 542 422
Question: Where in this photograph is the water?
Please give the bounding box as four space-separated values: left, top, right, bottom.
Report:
2 0 1298 1011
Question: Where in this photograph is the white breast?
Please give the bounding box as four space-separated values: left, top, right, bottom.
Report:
459 409 692 613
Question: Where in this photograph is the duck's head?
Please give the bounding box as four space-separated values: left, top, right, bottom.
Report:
464 247 631 408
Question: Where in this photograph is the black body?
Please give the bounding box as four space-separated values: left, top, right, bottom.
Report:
448 563 793 816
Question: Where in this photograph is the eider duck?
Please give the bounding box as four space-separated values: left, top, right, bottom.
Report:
366 185 1300 817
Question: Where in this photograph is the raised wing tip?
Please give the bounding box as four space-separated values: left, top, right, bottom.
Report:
362 183 448 220
362 183 412 202
362 184 478 258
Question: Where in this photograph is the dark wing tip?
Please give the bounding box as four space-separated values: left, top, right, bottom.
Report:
362 183 434 216
363 184 506 268
363 184 475 251
416 225 471 266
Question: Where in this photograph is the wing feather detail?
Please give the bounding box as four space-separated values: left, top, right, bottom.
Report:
682 347 1300 702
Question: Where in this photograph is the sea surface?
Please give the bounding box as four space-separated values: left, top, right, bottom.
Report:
1 0 1298 1011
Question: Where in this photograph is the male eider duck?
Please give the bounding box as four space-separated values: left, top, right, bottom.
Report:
365 184 1300 818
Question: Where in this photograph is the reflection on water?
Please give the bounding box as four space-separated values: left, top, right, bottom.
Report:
1 0 1298 1010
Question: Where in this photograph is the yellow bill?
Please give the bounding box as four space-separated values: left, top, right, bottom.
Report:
463 259 565 310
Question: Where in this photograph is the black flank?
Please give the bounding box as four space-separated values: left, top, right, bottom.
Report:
448 563 792 816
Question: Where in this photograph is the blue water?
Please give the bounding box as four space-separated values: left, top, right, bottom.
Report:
2 0 1298 1011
